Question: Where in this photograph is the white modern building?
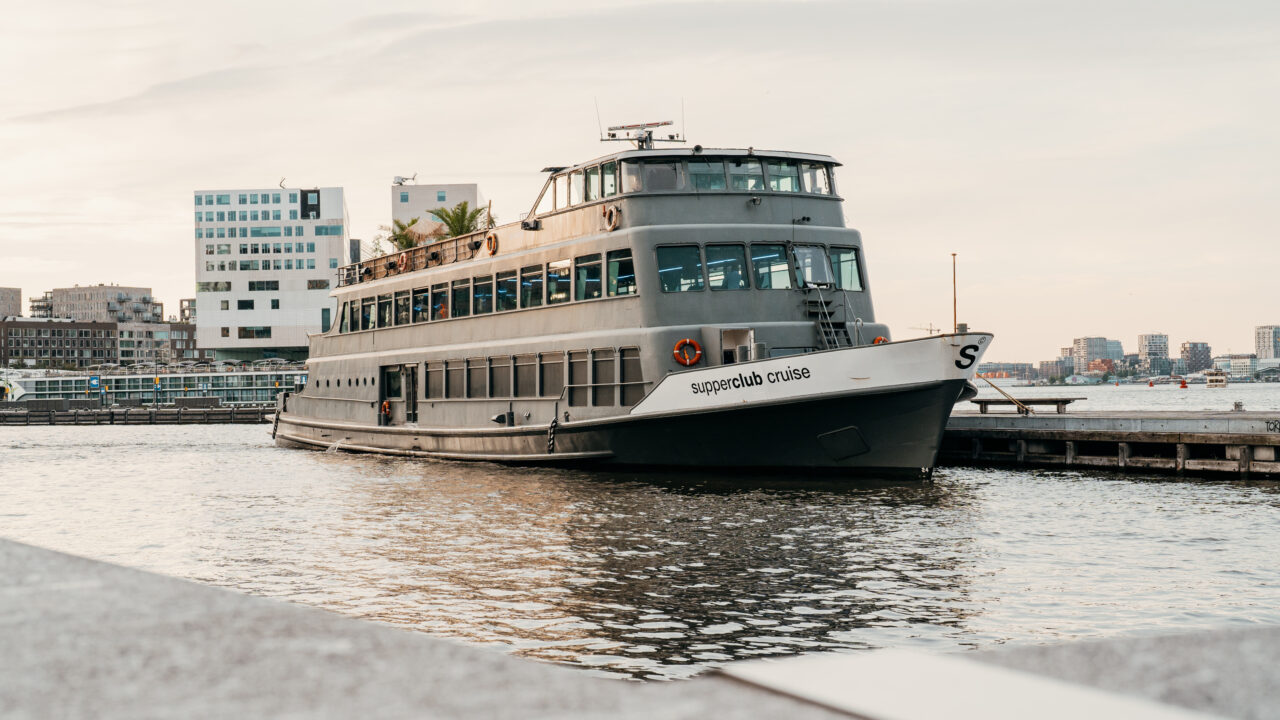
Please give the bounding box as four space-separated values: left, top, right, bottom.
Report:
1137 333 1169 374
193 186 354 361
391 182 485 240
1255 325 1280 360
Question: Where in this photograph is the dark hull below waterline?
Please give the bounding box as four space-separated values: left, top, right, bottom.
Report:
275 379 968 479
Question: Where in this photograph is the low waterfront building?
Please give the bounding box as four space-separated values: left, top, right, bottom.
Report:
5 364 304 405
41 284 163 324
0 287 20 319
1 318 118 369
975 362 1035 380
193 186 355 362
1214 354 1258 380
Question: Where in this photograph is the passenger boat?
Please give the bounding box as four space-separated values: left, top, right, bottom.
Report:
1205 369 1228 388
273 124 993 477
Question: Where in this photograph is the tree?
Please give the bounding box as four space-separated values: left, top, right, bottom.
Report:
428 201 494 238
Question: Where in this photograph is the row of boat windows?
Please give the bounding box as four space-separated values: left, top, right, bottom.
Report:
535 157 833 214
657 244 863 293
337 250 636 332
318 348 645 407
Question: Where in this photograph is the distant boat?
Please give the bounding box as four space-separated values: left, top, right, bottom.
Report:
1205 369 1228 389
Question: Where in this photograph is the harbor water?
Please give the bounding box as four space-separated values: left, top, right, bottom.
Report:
2 386 1279 681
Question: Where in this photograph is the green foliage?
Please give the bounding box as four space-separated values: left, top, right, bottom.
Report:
386 217 421 251
428 201 493 238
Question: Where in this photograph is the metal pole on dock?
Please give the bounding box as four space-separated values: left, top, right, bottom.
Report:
951 252 957 333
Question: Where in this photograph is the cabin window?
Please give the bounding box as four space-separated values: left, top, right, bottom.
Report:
514 354 537 397
412 288 430 322
569 170 584 205
431 283 449 320
574 254 602 301
568 350 589 407
377 294 393 328
467 357 486 398
591 348 615 406
445 360 465 398
520 266 544 308
535 182 555 216
656 245 705 292
706 244 750 291
584 166 601 202
728 159 765 191
750 244 792 290
607 249 636 296
472 275 494 315
601 161 618 197
554 175 569 211
689 160 727 191
621 161 642 194
620 347 644 406
451 279 471 318
489 356 511 397
360 298 375 330
348 302 360 333
394 291 411 325
792 245 836 288
338 302 349 333
801 162 831 194
540 352 564 398
641 160 686 192
495 271 518 311
828 247 863 291
766 160 801 192
425 361 444 399
546 260 572 304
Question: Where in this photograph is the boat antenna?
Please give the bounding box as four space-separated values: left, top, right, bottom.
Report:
594 98 605 140
951 252 958 333
601 120 684 150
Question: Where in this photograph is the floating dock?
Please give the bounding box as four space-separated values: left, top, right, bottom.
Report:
943 410 1280 477
0 406 272 426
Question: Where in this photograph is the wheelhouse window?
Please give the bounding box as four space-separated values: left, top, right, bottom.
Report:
412 288 430 322
706 244 750 290
689 160 727 191
348 301 359 333
451 279 471 318
569 170 584 205
766 160 801 192
546 260 572 304
520 266 544 308
584 166 600 202
640 160 686 192
394 291 411 325
728 159 765 191
750 244 792 289
338 302 349 333
607 249 636 296
574 254 602 301
801 162 831 194
554 175 569 211
792 245 836 288
535 183 555 216
828 246 863 291
377 294 393 328
656 245 705 292
360 298 375 330
431 283 449 320
601 161 618 197
495 271 518 311
621 161 642 193
472 275 494 315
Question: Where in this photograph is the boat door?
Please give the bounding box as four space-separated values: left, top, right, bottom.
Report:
379 365 403 426
403 363 418 423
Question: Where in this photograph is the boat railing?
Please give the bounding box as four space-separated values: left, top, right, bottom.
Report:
339 229 492 288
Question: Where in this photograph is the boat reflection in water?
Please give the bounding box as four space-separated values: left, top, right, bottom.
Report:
321 454 981 679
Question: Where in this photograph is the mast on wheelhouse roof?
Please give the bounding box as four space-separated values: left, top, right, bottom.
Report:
600 121 685 150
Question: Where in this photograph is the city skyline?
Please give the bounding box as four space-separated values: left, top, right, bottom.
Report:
2 1 1278 360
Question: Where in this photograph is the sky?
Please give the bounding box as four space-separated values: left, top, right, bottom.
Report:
1 0 1276 361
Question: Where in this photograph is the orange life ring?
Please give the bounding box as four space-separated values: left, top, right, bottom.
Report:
485 233 498 255
872 336 888 344
673 338 703 366
603 205 621 231
397 252 410 271
380 400 391 415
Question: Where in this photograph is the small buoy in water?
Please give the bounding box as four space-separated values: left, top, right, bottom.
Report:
1148 380 1154 387
1114 381 1119 386
1180 380 1188 389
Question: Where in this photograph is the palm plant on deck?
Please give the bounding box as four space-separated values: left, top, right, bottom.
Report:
428 201 494 238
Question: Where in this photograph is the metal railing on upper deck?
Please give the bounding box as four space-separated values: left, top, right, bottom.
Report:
339 229 493 288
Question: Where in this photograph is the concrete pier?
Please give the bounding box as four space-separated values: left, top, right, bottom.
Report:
2 538 1277 718
943 410 1280 477
0 406 271 425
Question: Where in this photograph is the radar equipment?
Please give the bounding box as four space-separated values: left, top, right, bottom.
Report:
602 121 685 150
